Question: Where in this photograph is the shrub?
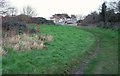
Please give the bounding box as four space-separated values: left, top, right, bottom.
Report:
29 17 55 25
45 20 55 25
29 28 37 34
2 18 28 37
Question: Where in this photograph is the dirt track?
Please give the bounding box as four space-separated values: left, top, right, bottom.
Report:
71 27 101 74
70 26 118 74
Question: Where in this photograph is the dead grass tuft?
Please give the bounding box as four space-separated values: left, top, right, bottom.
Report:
3 33 53 52
0 47 6 56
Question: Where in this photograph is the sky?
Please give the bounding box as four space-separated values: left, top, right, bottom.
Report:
9 0 115 18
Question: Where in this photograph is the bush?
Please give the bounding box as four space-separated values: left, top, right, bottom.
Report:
29 17 55 25
45 20 55 25
30 17 47 24
29 28 37 34
2 18 28 37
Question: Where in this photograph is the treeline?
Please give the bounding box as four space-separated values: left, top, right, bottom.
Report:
3 14 54 24
0 0 54 25
1 0 54 37
2 14 54 37
79 1 120 30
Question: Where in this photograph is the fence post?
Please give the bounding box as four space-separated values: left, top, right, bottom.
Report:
37 23 40 33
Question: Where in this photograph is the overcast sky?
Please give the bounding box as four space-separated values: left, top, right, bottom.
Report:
9 0 115 18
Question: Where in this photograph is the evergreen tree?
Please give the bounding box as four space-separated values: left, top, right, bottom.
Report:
100 2 107 23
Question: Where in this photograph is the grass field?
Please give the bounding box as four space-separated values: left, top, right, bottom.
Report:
80 26 118 74
2 24 95 74
2 24 118 74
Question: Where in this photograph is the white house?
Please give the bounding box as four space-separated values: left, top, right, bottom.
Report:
50 14 77 25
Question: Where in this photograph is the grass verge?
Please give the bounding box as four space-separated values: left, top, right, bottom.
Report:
80 26 118 74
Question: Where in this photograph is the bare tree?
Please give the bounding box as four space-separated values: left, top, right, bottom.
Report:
6 7 17 16
107 1 118 13
0 0 7 7
117 1 120 13
22 5 37 17
0 0 9 16
76 14 85 20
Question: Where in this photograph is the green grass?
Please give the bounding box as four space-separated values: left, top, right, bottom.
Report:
2 24 118 74
81 26 118 74
2 24 95 74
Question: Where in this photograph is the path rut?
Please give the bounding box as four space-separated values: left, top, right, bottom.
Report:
71 28 101 74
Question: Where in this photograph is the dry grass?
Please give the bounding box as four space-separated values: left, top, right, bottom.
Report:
2 33 53 52
0 47 6 56
46 35 53 42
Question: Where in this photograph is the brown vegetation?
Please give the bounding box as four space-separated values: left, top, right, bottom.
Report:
3 33 53 52
0 47 6 56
